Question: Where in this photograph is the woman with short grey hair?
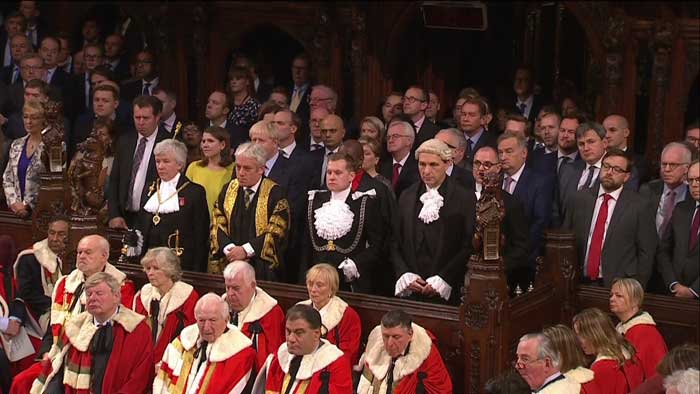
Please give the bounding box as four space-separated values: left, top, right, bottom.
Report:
138 138 210 273
133 247 200 363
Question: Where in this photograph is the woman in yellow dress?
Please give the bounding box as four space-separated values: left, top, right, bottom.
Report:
185 126 235 273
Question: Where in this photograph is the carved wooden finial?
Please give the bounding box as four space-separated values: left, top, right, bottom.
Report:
514 284 523 296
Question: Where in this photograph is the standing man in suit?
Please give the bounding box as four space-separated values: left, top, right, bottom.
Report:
0 34 31 86
558 121 608 212
289 52 311 117
103 33 131 82
657 160 700 298
379 120 419 199
308 114 345 190
639 142 693 237
381 91 403 124
498 132 555 289
402 85 438 151
563 149 657 288
120 49 159 102
460 97 498 167
300 106 327 152
19 1 45 48
435 128 474 189
38 36 69 93
66 43 103 119
0 12 26 68
273 108 304 161
603 113 650 190
107 95 169 229
512 65 543 124
528 110 563 176
685 121 699 153
392 139 475 305
70 84 125 158
153 87 181 136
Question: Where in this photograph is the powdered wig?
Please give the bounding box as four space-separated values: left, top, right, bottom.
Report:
141 247 182 282
415 138 453 162
573 307 636 366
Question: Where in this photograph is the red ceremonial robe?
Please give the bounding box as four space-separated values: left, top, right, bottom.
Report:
357 323 452 394
134 281 198 362
264 339 352 394
565 367 601 394
224 287 284 371
9 263 135 394
616 311 667 378
298 296 361 366
30 307 154 394
590 354 645 394
153 323 256 394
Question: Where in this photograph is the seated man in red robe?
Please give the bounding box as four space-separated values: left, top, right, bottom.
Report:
258 304 352 394
154 293 256 394
222 261 284 371
357 309 452 394
10 234 136 394
30 272 154 393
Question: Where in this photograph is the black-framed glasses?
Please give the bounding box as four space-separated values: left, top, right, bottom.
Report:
688 177 700 185
512 357 542 369
601 163 629 174
660 161 689 171
473 160 498 170
402 96 425 104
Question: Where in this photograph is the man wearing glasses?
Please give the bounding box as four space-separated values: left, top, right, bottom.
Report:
121 49 159 102
379 120 418 198
402 85 438 152
657 159 700 299
515 333 581 393
563 149 657 289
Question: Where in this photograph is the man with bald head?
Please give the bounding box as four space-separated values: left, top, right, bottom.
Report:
9 234 136 393
299 106 328 151
154 293 257 393
603 113 649 189
308 114 345 189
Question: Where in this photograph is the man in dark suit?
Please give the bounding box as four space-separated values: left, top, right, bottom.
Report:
297 106 327 152
38 36 70 93
107 95 169 229
0 12 26 68
402 85 439 152
120 49 159 102
498 132 555 289
104 33 131 82
563 149 657 289
460 96 498 167
307 114 346 190
304 152 382 294
289 53 311 122
18 1 46 48
603 114 650 190
153 87 183 137
436 128 475 190
472 146 529 294
65 43 103 119
0 33 31 86
379 120 419 199
392 139 475 305
512 65 544 124
558 121 609 215
657 160 700 298
639 142 693 237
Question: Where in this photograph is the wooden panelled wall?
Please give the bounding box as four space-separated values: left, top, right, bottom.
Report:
43 2 699 161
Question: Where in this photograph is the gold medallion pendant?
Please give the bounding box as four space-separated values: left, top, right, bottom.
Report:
327 240 335 251
153 213 161 226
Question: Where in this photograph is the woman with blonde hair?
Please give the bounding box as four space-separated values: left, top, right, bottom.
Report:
359 137 391 189
542 324 600 394
573 308 645 394
610 278 668 377
360 116 386 144
297 263 361 366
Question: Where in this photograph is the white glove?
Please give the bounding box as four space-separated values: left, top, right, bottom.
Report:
426 276 452 301
394 272 422 297
338 259 360 282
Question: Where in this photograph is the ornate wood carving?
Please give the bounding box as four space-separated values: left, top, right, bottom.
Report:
602 14 626 112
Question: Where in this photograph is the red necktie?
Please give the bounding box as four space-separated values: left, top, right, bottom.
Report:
392 163 401 190
690 206 699 251
587 194 613 280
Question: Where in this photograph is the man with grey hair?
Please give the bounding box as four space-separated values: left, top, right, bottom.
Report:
515 333 582 393
379 120 419 198
664 368 699 394
222 261 284 370
9 235 137 392
212 142 290 281
32 272 154 394
558 121 609 211
154 292 256 393
137 139 210 272
392 139 475 304
640 142 694 237
435 128 474 189
309 84 337 114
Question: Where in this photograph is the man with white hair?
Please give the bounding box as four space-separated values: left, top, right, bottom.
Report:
515 333 581 393
392 139 475 304
379 120 419 198
10 235 136 393
664 368 699 394
212 142 290 281
30 273 153 394
137 139 210 272
154 293 256 394
222 261 284 371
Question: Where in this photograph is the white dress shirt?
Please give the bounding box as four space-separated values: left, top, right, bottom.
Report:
280 141 296 159
264 151 280 177
223 177 262 257
583 185 624 276
331 185 351 202
516 94 534 119
392 152 410 175
162 112 177 133
503 163 525 194
129 130 158 212
577 157 603 190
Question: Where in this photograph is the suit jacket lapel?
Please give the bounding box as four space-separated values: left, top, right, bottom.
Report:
513 167 530 198
581 188 597 242
607 188 630 240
